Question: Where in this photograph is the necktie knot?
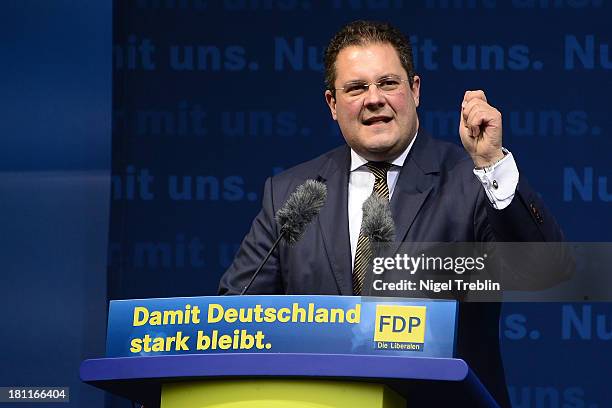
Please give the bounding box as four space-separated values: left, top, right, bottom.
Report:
366 161 392 181
365 161 391 202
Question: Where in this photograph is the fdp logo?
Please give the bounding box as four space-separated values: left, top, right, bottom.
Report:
374 305 426 351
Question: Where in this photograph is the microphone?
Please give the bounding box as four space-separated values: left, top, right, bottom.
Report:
241 179 327 295
358 195 395 295
361 194 395 243
275 179 328 244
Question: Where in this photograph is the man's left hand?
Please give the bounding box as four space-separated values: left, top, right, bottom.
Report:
459 90 505 168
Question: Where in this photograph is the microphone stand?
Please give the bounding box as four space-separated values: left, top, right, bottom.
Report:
241 228 287 295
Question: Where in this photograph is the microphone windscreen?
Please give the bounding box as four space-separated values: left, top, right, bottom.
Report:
275 179 327 245
361 194 395 243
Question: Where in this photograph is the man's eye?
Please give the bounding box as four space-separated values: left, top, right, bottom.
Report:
379 80 400 91
345 84 367 95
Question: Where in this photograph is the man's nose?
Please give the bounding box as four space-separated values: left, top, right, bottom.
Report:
363 84 386 107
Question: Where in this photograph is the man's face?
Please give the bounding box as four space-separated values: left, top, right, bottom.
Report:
325 43 420 162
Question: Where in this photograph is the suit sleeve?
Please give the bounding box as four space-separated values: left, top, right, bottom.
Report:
484 176 564 242
218 177 284 295
473 175 573 290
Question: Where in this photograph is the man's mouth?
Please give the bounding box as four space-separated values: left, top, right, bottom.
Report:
362 116 392 126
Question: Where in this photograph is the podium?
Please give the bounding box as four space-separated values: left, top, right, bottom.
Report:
80 295 501 407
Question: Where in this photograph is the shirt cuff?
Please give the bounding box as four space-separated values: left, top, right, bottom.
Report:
473 148 519 210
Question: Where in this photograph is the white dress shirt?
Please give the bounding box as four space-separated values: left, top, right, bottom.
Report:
348 133 519 269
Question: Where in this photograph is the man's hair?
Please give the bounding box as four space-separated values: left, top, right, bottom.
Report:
324 20 416 94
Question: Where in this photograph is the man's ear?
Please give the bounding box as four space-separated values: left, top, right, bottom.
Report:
324 90 338 120
411 75 421 108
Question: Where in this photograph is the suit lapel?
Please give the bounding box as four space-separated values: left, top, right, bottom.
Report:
391 131 440 244
316 146 353 295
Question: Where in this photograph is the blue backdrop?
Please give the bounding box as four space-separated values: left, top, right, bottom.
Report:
0 1 111 407
1 1 610 407
108 2 612 407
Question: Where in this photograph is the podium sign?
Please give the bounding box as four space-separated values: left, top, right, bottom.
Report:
107 295 457 358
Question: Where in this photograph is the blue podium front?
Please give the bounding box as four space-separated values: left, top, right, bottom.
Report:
80 295 500 407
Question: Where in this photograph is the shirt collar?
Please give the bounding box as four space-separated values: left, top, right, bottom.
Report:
349 131 418 172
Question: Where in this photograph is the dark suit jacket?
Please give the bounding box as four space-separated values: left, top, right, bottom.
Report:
219 131 565 407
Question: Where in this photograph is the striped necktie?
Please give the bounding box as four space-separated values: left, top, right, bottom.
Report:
352 161 392 295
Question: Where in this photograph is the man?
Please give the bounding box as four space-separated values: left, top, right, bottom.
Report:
219 20 564 407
